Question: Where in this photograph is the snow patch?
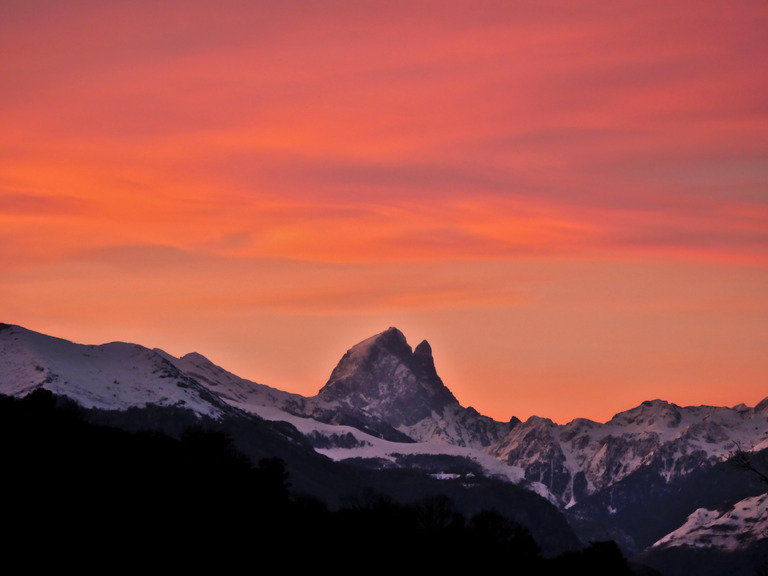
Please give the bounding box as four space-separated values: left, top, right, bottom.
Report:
653 494 768 551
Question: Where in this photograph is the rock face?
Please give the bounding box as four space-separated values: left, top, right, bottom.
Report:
317 328 458 426
311 327 510 447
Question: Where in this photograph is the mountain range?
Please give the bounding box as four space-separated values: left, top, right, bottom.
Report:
1 322 766 575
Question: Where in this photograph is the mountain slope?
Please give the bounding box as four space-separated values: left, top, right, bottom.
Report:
653 493 768 552
633 479 768 576
0 323 232 418
159 348 308 415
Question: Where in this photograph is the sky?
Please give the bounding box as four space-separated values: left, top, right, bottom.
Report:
2 0 767 424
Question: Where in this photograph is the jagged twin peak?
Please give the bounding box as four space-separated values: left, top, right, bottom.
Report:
316 327 459 428
306 327 511 448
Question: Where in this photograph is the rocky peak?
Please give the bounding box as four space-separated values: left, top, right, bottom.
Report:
753 396 768 416
413 339 432 357
606 399 683 431
316 328 458 426
411 339 442 383
363 326 412 357
321 327 408 384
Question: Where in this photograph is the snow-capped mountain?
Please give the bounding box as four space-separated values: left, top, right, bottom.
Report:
0 323 525 483
486 398 768 509
155 326 525 483
0 323 234 418
157 326 515 452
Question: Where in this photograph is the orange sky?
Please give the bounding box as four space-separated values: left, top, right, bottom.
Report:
2 1 767 423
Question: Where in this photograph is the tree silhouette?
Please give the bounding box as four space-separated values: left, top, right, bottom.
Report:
731 442 768 487
0 391 640 574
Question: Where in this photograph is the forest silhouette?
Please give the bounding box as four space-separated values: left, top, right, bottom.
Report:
1 389 637 574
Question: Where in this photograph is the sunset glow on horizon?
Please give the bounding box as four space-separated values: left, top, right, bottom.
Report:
2 1 767 424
